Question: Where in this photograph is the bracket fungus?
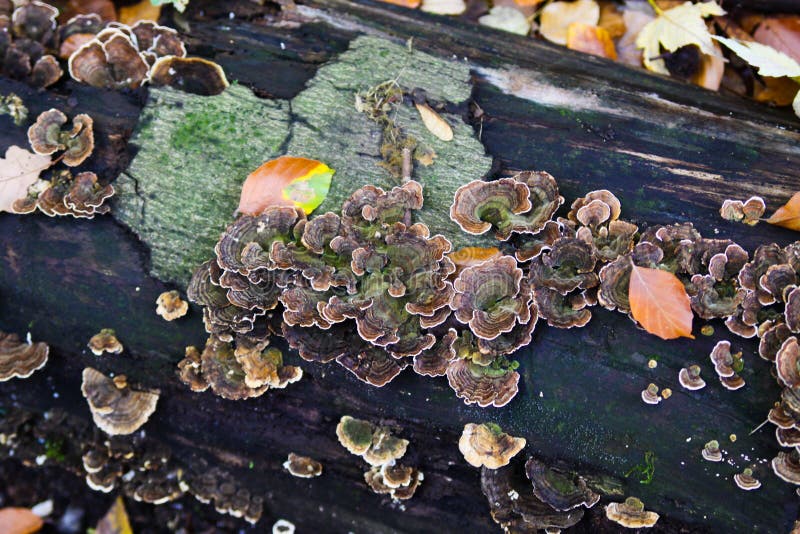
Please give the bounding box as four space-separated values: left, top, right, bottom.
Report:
525 457 600 511
772 450 800 485
678 365 706 391
283 453 323 478
701 440 723 462
605 497 659 528
13 169 114 219
148 56 229 96
0 331 49 381
733 468 761 491
364 463 424 500
458 423 526 469
155 290 188 321
720 197 766 226
27 109 94 166
640 383 661 405
777 337 800 388
1 2 62 88
88 328 123 355
81 367 159 436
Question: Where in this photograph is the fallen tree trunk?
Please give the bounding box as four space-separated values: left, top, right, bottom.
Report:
1 1 800 532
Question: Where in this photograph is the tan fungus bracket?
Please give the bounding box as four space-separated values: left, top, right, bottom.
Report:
458 422 525 469
0 331 49 381
80 367 159 436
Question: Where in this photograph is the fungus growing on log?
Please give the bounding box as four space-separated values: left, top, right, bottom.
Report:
0 331 49 381
177 345 208 392
88 328 123 355
734 468 761 491
777 337 800 388
80 367 159 435
720 197 766 226
772 450 800 485
525 457 600 511
27 109 94 166
364 463 423 500
68 31 149 89
701 440 722 462
445 358 520 408
641 383 661 405
148 56 229 96
156 290 188 321
458 423 526 469
336 416 378 456
283 453 323 478
605 497 659 528
678 365 705 391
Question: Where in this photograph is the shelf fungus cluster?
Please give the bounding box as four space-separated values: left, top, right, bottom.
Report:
0 330 48 381
176 336 302 400
458 422 525 469
156 290 189 321
283 453 323 478
336 416 423 501
605 497 659 528
0 1 63 87
80 367 159 436
480 455 608 532
88 328 123 355
66 19 228 95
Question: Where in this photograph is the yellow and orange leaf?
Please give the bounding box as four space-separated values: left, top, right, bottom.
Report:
0 508 43 534
566 22 617 59
377 0 421 7
118 0 161 25
95 497 133 534
238 156 334 216
629 264 694 340
767 192 800 230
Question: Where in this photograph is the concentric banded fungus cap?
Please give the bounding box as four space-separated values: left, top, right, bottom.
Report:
177 345 208 392
678 365 705 391
641 384 661 405
27 108 68 155
525 457 600 511
569 189 621 224
701 440 722 462
156 290 188 321
12 1 58 42
68 33 149 89
481 465 585 532
63 172 113 215
362 427 409 467
772 450 800 485
0 331 49 381
335 416 376 456
81 367 159 435
734 468 761 490
446 358 520 408
200 336 267 400
720 374 745 391
413 328 457 377
148 56 229 96
131 21 186 58
283 453 322 478
534 287 591 328
364 464 423 500
777 337 800 388
336 347 408 387
720 197 765 225
88 328 123 355
450 178 532 239
450 256 530 339
787 287 800 333
529 237 598 294
605 497 659 528
710 340 735 377
458 423 526 469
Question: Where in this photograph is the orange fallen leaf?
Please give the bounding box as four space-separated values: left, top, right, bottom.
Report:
0 508 43 534
119 0 162 25
767 192 800 230
753 16 800 64
566 22 617 60
238 156 334 216
629 264 694 340
598 1 625 39
377 0 421 7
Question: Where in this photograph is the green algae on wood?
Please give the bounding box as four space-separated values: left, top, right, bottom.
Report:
287 35 495 250
113 84 291 286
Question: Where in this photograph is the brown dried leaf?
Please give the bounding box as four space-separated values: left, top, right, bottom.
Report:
0 146 51 213
767 192 800 230
629 264 694 340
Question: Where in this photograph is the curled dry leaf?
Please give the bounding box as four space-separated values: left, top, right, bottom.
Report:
415 103 454 142
767 192 800 231
0 146 51 213
0 507 44 534
629 263 694 340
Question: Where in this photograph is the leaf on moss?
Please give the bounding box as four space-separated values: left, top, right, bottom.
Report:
767 192 800 230
0 146 51 213
629 264 694 340
415 103 454 141
0 508 43 534
95 497 133 534
636 1 725 75
238 156 334 216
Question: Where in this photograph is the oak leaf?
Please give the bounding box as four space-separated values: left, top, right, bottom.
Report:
636 1 725 75
0 146 51 213
0 507 43 534
767 192 800 230
629 263 694 340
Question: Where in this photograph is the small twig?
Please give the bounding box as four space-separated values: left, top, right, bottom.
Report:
749 418 769 436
